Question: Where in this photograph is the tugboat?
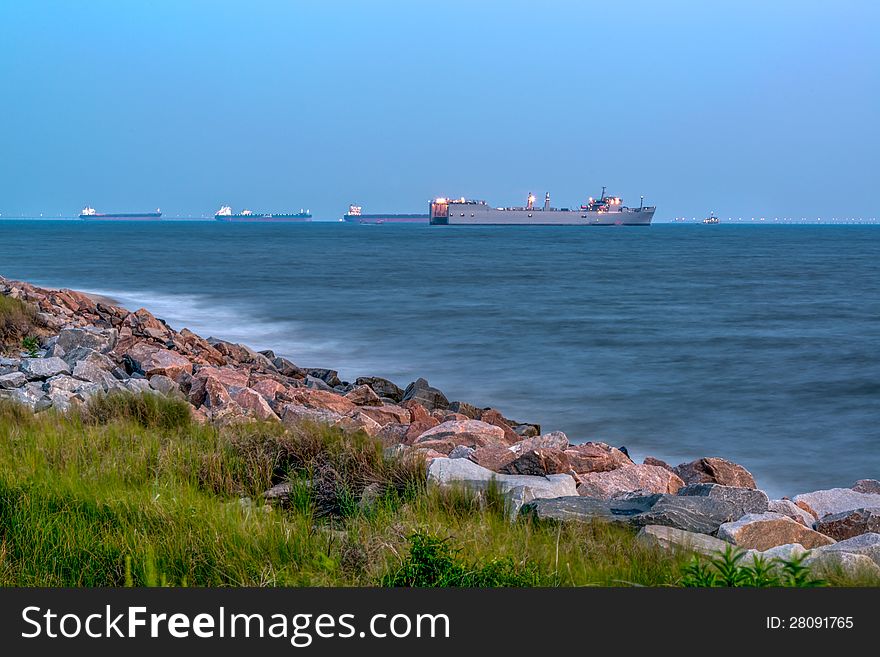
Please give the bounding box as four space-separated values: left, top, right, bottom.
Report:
702 211 720 224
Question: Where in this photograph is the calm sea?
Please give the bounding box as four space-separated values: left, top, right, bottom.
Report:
1 220 878 498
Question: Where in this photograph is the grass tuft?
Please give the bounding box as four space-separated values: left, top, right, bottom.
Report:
0 295 38 352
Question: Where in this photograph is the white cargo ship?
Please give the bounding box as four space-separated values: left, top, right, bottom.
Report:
429 188 654 225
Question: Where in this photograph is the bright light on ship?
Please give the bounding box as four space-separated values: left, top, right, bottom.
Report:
435 197 447 203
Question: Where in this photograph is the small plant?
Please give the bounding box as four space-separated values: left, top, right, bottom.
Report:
21 336 40 358
0 295 38 351
680 545 825 588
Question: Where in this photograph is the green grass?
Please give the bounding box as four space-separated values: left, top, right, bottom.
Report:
0 295 38 353
0 394 876 587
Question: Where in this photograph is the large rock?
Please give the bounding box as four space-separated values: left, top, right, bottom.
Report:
1 381 51 412
500 448 571 476
468 444 517 472
813 533 880 567
427 457 576 503
281 403 344 426
793 488 880 520
305 368 342 387
717 513 836 551
576 464 684 500
0 371 26 389
57 326 117 354
249 378 288 403
335 410 382 437
853 479 880 494
272 356 306 379
125 343 193 381
477 408 519 443
511 431 570 454
565 442 631 474
814 508 880 541
230 387 280 422
148 374 183 397
356 404 410 427
414 419 508 449
71 350 117 387
805 550 880 579
677 483 769 518
674 457 756 489
768 499 816 527
636 525 731 556
629 495 752 535
402 378 449 411
287 388 358 416
519 495 659 524
19 357 71 380
355 376 404 402
343 384 382 407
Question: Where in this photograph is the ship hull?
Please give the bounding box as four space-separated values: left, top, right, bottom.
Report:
80 213 162 221
215 215 311 222
432 205 654 226
343 213 428 224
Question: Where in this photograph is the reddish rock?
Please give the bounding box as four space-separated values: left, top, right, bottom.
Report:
500 448 571 476
231 387 279 422
249 378 288 403
375 422 410 448
575 464 685 500
717 513 836 551
853 479 880 494
468 445 517 472
121 308 172 342
433 410 468 423
357 404 411 427
187 366 251 406
401 400 433 423
674 457 756 489
344 384 382 407
814 507 880 541
478 408 520 444
125 343 193 381
410 438 456 455
413 419 508 450
288 388 358 416
643 456 674 472
335 411 382 437
511 431 569 455
403 419 440 444
565 442 631 474
200 376 242 422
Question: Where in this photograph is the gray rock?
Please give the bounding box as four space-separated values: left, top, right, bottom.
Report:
305 375 336 392
306 368 342 387
356 376 404 402
805 550 880 579
0 371 26 389
814 532 880 566
741 543 810 567
448 445 476 460
57 326 118 354
793 488 880 519
448 400 480 419
1 381 52 411
272 357 306 378
519 494 661 524
427 457 576 502
1 357 22 374
636 525 731 556
124 378 154 394
677 483 769 518
511 431 570 454
281 403 344 426
403 377 449 411
630 495 751 535
46 389 78 413
768 499 816 527
19 356 71 381
71 351 117 386
148 374 181 397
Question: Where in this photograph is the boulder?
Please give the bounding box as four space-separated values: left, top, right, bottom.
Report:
19 357 71 380
805 550 880 579
468 444 517 472
813 532 880 567
287 388 358 416
46 388 78 413
478 408 519 443
792 488 880 519
519 495 659 524
643 456 673 471
768 499 816 527
814 508 880 541
121 308 172 342
511 431 570 455
306 368 342 387
629 495 752 535
500 448 571 476
355 376 404 402
402 378 449 411
230 387 280 422
335 410 382 436
356 404 411 427
375 422 410 447
512 423 541 438
56 326 117 354
0 371 26 389
414 419 508 449
636 525 732 556
1 381 51 412
344 384 382 407
272 356 306 379
674 457 756 489
717 513 836 551
148 374 182 397
71 351 117 386
676 483 769 518
281 403 344 427
427 457 577 504
305 375 337 392
0 357 21 374
125 343 193 381
124 378 153 394
576 464 684 500
853 479 880 494
249 378 288 403
447 400 479 419
565 442 631 474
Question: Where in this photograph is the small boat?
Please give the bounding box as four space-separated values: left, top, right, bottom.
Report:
702 212 720 224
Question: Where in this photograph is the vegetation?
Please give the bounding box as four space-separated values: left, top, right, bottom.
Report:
0 393 876 587
0 295 38 352
681 546 824 588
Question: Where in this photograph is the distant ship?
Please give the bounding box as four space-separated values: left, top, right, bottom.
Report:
429 188 654 225
702 212 720 224
342 204 428 224
214 206 311 222
79 206 162 221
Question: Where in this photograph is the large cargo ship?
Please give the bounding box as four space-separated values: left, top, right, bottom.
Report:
79 206 162 221
342 204 428 224
429 188 654 226
214 206 311 222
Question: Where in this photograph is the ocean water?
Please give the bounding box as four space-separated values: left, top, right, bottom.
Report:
1 220 878 498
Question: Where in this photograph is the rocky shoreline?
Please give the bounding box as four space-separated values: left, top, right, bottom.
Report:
2 274 879 580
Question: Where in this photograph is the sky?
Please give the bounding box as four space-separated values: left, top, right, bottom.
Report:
0 0 878 221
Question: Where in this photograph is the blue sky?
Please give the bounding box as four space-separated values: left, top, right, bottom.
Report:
1 0 877 220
